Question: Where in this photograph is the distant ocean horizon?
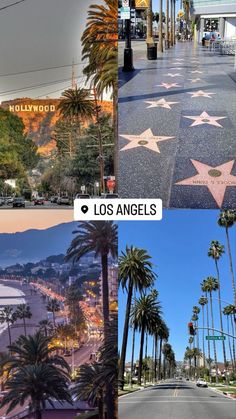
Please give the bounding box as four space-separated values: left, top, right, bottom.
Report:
0 283 25 336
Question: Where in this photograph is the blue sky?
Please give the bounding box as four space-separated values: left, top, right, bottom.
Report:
153 0 182 13
118 210 236 362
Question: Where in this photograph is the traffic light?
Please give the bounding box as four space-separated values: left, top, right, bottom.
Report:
188 322 195 336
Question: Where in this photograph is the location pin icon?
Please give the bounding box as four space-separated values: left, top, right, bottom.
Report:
81 205 89 214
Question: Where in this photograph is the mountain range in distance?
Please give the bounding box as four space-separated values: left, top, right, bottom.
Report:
0 221 78 267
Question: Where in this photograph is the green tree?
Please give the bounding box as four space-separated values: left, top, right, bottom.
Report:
118 246 156 389
131 293 162 386
208 240 227 376
38 319 53 337
46 299 60 327
15 304 32 336
201 277 219 382
198 296 208 368
157 320 169 380
1 364 72 419
218 210 236 307
0 307 16 346
223 305 235 371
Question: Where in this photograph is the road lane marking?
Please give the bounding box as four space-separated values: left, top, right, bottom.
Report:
119 400 235 404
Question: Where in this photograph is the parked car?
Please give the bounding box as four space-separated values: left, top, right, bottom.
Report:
196 379 208 387
50 195 58 203
57 196 70 205
33 197 44 205
0 197 4 206
101 193 119 199
5 196 14 205
13 197 25 208
75 194 90 199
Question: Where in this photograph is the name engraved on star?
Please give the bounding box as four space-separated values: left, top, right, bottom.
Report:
9 104 56 113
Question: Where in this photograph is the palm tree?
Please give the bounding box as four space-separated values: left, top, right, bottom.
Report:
131 293 162 386
166 0 170 48
1 364 72 419
66 221 117 418
157 320 169 380
0 307 16 346
218 210 236 307
38 319 53 337
189 336 194 349
208 240 227 375
66 221 117 339
223 305 235 371
5 331 70 373
118 246 156 389
199 296 208 368
15 304 32 336
159 0 163 52
192 306 200 353
46 299 60 328
170 0 174 46
201 281 212 373
201 277 219 383
81 0 118 183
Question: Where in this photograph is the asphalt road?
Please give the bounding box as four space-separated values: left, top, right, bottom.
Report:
66 338 102 368
0 201 73 209
119 379 236 419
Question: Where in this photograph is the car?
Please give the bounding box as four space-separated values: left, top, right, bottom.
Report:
57 196 70 205
186 378 190 381
75 193 91 199
196 379 208 387
33 197 44 205
0 197 4 206
50 196 59 203
100 193 119 199
5 197 14 205
12 197 25 208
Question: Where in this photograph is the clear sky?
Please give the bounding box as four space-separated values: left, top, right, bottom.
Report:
0 0 102 102
118 210 236 363
0 209 73 233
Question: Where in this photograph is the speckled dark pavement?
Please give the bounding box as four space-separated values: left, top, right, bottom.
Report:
118 41 236 209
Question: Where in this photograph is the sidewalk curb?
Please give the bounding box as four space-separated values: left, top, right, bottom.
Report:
207 385 236 400
118 382 161 399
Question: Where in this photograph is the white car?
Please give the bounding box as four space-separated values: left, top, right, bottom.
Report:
196 379 208 387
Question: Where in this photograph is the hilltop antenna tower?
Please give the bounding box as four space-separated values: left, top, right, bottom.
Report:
71 59 77 90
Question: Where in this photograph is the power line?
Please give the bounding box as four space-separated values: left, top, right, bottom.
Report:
0 0 29 12
0 62 87 78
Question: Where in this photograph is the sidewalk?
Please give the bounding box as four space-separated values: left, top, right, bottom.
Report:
118 41 236 208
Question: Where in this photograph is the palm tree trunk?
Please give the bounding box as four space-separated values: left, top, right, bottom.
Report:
231 314 236 369
144 331 148 385
130 325 136 388
101 253 109 339
154 334 158 382
202 306 205 368
119 280 133 389
166 0 170 48
146 0 154 43
138 325 145 386
23 317 26 336
205 292 211 375
94 89 105 193
98 395 104 419
215 260 228 376
112 90 118 193
173 0 176 44
210 292 218 383
170 0 173 46
225 227 236 307
7 322 12 346
159 0 163 52
227 316 234 371
158 338 162 380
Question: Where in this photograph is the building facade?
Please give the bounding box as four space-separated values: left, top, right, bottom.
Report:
191 0 236 41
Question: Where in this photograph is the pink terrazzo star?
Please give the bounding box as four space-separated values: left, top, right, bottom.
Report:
157 82 181 89
120 128 175 153
183 111 227 127
175 160 236 207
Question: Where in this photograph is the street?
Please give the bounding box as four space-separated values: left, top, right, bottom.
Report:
0 201 73 210
119 379 236 419
118 40 236 208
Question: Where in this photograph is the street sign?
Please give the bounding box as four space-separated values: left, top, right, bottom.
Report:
120 6 130 20
206 336 226 340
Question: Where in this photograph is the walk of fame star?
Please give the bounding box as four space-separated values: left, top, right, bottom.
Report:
144 98 179 109
170 67 183 70
188 78 202 83
175 160 236 207
175 58 184 61
183 111 227 127
166 73 182 77
187 90 216 98
120 129 175 153
191 70 203 74
157 82 181 89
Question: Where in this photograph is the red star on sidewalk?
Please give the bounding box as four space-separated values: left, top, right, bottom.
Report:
183 111 227 127
120 128 175 153
175 160 236 207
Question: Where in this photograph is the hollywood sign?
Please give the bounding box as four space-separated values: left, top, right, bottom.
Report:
9 104 56 113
